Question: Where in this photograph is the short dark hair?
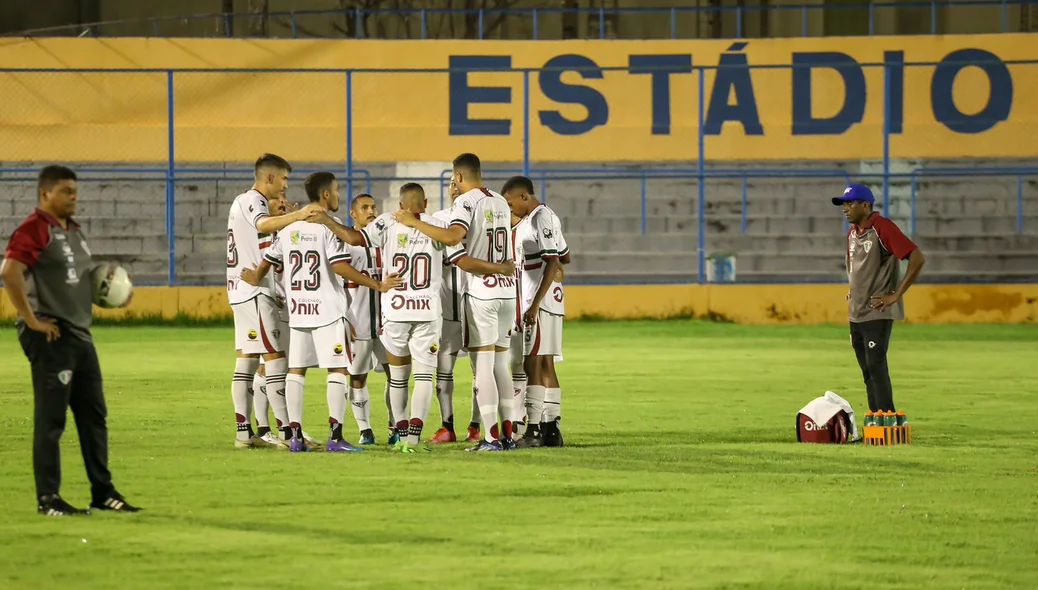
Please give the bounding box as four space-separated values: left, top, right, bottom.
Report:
351 193 375 210
452 153 481 176
304 172 336 203
254 153 292 174
37 165 77 195
502 175 534 195
400 182 424 196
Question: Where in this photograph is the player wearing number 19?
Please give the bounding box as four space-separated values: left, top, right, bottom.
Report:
392 154 519 452
242 172 401 452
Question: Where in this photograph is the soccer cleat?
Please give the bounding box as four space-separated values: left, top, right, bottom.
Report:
326 439 365 453
426 427 457 444
515 426 544 448
399 441 432 454
542 419 564 448
289 436 307 452
302 431 323 451
387 429 401 447
465 426 481 443
465 440 503 452
38 494 89 517
260 431 280 446
90 493 142 513
359 429 376 445
501 437 517 451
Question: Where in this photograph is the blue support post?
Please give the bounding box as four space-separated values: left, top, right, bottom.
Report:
478 9 484 39
522 70 531 176
696 67 706 284
290 12 297 37
346 71 354 227
356 8 363 38
599 8 605 39
883 64 891 229
1001 0 1008 32
930 0 937 34
868 3 875 35
165 70 176 286
801 6 807 36
421 10 427 39
640 172 647 235
670 8 677 39
533 9 539 39
736 7 743 38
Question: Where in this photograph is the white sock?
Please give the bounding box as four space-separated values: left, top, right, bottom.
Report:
495 351 516 439
526 385 546 425
349 386 371 432
544 387 561 422
471 350 498 442
469 359 480 426
326 373 348 429
285 373 306 430
409 362 435 445
388 364 412 435
264 357 290 436
511 363 528 431
253 372 269 428
233 357 259 440
436 354 457 428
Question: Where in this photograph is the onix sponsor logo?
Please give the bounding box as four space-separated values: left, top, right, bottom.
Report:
390 294 433 311
803 420 828 431
291 298 321 315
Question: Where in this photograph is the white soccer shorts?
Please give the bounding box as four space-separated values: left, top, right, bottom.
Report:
439 318 465 356
523 310 563 357
348 337 388 375
232 295 285 355
464 296 515 349
380 320 442 368
288 318 352 370
510 324 525 366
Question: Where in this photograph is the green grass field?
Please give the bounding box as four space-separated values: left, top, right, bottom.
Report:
0 321 1035 589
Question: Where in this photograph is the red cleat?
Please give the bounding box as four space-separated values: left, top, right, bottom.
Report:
465 426 481 443
426 427 457 444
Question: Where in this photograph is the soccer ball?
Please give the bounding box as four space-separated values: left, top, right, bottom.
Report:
91 263 133 309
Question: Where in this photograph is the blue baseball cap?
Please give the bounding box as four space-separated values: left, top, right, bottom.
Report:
832 184 875 206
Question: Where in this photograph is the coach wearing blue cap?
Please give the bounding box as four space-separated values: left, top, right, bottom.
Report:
833 184 926 414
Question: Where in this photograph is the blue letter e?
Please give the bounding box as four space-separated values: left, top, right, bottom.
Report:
449 55 511 135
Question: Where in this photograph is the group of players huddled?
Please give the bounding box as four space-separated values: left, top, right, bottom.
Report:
225 152 569 452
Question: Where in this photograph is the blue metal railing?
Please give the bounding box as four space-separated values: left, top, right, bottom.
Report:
4 0 1031 40
907 167 1038 235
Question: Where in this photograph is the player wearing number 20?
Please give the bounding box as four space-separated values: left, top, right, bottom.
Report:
244 173 400 452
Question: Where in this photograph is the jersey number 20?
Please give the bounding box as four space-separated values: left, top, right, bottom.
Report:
391 252 431 290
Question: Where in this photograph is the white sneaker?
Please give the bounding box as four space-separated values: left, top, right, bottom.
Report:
234 435 275 449
260 431 280 446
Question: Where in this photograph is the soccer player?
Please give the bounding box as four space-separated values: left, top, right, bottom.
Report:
426 179 480 445
391 154 519 452
2 165 141 515
242 172 400 452
502 175 570 447
252 194 294 446
341 193 390 446
227 153 323 449
834 184 925 414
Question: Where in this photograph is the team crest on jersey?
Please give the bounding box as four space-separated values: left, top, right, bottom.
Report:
484 211 494 224
247 330 258 340
863 240 873 253
397 233 409 247
375 219 386 231
290 231 301 245
430 343 439 354
333 343 344 355
57 370 72 385
543 227 553 239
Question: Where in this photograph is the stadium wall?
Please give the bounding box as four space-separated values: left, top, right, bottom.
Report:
0 35 1034 162
2 285 1035 324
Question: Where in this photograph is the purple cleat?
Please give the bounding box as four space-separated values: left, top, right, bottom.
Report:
465 440 503 452
289 436 307 452
326 439 365 453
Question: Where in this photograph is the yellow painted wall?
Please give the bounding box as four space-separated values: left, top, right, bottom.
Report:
3 284 1035 325
0 35 1033 163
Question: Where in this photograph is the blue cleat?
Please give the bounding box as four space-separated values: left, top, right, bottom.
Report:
359 429 376 445
326 438 365 453
465 440 503 452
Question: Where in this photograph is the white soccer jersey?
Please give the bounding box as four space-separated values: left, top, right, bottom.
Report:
446 187 514 301
432 208 466 322
227 189 276 304
511 216 530 326
362 212 449 323
268 235 289 323
344 243 383 340
520 203 568 316
263 221 351 329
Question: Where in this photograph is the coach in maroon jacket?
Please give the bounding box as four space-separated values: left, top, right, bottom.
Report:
1 166 140 516
833 184 925 414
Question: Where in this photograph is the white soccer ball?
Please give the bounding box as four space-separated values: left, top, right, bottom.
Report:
91 263 133 309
